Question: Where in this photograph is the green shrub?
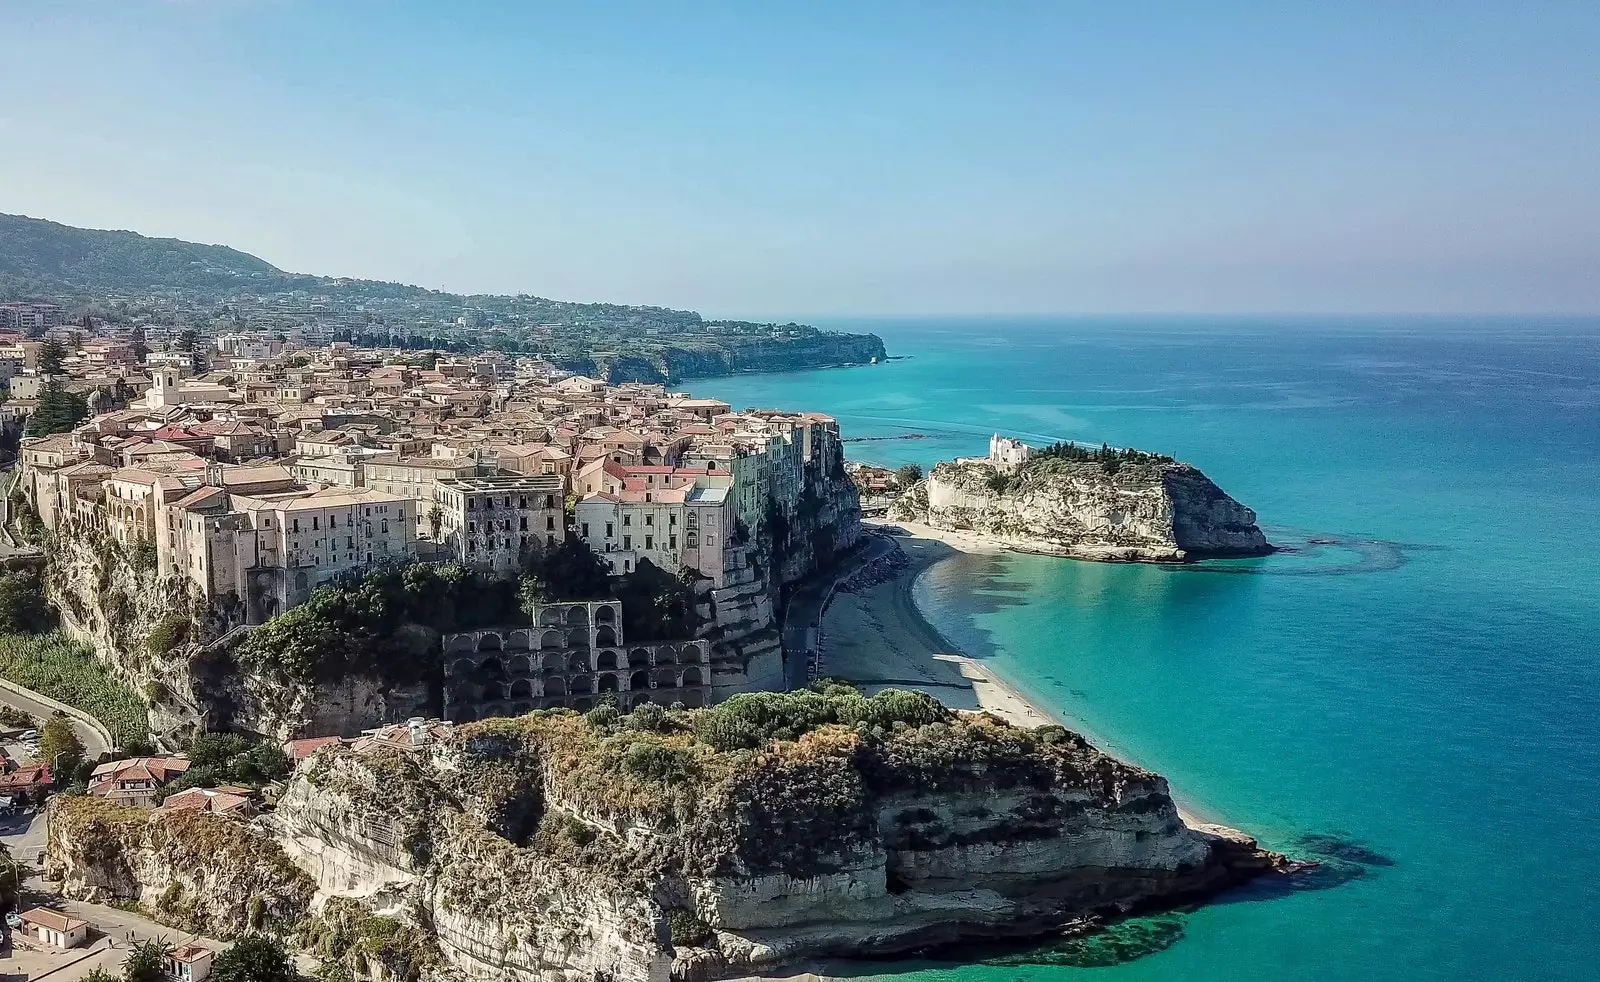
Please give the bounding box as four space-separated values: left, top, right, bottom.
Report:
667 909 712 947
0 632 147 745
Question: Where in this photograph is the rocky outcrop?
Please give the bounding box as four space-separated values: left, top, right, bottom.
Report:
46 797 315 937
894 456 1270 561
48 695 1289 981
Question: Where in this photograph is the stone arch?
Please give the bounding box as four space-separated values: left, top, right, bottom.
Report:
544 676 567 697
567 628 589 649
682 689 706 708
477 657 505 680
508 655 532 674
595 625 618 647
506 629 533 650
542 653 566 673
628 692 652 709
572 697 594 712
540 630 565 650
538 607 564 627
683 643 707 664
681 666 704 686
477 633 503 652
447 634 476 654
569 674 596 695
565 606 589 627
567 652 589 673
653 667 677 688
595 649 619 671
449 658 476 678
595 605 617 625
628 648 652 668
509 678 534 699
598 673 620 693
630 670 650 691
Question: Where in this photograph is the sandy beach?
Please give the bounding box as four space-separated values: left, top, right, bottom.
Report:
820 520 1210 826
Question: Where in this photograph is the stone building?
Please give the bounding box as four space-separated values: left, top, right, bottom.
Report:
434 473 566 575
441 600 712 719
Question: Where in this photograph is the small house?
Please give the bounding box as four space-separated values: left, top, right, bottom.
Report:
166 942 216 982
17 907 89 949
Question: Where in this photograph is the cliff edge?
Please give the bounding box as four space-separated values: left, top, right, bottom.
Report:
893 447 1271 562
47 688 1289 982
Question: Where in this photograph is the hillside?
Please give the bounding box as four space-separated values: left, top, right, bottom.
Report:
0 212 887 378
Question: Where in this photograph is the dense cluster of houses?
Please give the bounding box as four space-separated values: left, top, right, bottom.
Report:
15 331 855 624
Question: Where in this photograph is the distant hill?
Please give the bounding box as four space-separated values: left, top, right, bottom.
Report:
0 213 295 296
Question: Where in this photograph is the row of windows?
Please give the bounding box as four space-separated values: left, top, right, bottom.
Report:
465 534 560 554
290 508 405 532
466 495 558 511
467 516 557 534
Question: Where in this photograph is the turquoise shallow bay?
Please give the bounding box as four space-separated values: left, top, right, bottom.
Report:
702 317 1600 982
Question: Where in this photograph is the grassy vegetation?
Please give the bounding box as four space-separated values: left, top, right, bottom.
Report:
447 684 1138 879
0 631 148 746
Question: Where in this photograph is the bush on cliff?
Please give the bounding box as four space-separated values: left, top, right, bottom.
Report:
210 935 297 982
154 733 291 803
232 563 519 687
0 567 56 634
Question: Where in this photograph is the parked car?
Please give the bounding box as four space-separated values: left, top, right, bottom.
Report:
17 731 36 743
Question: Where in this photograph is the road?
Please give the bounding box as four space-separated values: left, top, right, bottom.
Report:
781 532 897 690
0 685 111 761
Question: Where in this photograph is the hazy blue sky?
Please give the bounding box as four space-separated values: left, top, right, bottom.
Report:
2 1 1597 316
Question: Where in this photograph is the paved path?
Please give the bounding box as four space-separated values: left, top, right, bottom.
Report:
781 533 897 690
0 685 111 761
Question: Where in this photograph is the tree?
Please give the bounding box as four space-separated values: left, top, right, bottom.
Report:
123 938 172 982
211 935 297 982
894 463 923 488
37 338 67 376
176 328 198 351
39 711 85 783
0 567 55 634
518 538 614 616
26 379 89 436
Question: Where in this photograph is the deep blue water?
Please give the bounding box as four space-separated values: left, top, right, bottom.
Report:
701 317 1600 982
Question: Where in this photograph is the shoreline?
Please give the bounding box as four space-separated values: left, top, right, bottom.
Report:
821 521 1219 827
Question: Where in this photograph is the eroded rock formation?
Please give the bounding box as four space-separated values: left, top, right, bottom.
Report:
894 456 1271 561
47 692 1287 982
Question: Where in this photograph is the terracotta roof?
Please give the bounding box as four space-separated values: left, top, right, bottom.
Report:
19 908 88 932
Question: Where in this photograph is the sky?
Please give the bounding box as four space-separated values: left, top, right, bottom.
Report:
1 1 1597 317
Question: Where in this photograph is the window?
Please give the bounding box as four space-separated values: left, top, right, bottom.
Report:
347 536 354 549
622 515 631 527
669 535 677 549
686 532 698 548
293 518 300 532
546 516 555 530
645 514 653 527
582 522 590 537
381 520 389 533
519 497 527 508
519 517 527 531
330 514 338 528
468 522 476 533
312 516 319 530
623 535 631 549
605 522 614 537
545 495 555 508
669 514 677 526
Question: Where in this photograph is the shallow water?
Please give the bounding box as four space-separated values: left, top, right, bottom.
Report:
702 317 1600 982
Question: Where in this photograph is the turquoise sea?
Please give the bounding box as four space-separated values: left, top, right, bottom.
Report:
701 318 1600 982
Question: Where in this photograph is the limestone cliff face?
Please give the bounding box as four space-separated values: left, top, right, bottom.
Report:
703 437 862 700
49 705 1286 982
47 797 316 937
896 457 1270 561
44 517 432 742
578 334 888 385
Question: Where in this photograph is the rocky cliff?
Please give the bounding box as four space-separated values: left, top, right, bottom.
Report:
577 335 887 385
894 454 1270 561
46 690 1288 981
44 516 432 743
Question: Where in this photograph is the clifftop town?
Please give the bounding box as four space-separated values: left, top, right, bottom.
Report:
12 332 861 738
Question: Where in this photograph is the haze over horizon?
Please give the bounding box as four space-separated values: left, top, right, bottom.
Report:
3 1 1597 317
